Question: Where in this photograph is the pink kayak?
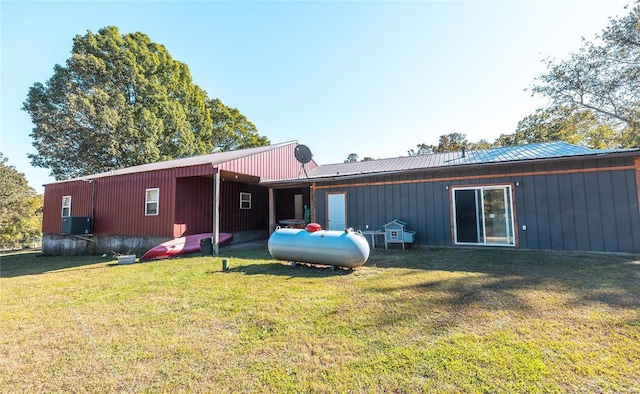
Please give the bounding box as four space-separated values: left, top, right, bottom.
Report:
141 232 233 260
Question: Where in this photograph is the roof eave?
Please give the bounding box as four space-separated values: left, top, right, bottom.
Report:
44 141 299 186
264 149 640 186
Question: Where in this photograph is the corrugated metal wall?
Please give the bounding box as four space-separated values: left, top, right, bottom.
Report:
514 158 639 252
315 174 452 246
173 177 269 235
313 156 640 253
93 164 216 236
219 180 269 232
94 171 174 236
43 144 307 238
43 164 215 237
218 142 317 180
175 176 214 236
42 181 93 233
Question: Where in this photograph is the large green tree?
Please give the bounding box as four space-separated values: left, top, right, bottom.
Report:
532 1 640 147
0 154 42 249
408 133 491 155
494 106 621 149
208 98 269 151
23 26 269 180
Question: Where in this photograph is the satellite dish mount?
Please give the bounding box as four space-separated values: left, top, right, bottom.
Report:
294 144 313 178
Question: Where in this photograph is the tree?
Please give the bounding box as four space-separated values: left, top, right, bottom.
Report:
0 153 43 249
23 26 269 180
531 2 640 147
433 133 468 153
407 143 434 156
494 106 621 149
208 99 269 151
344 153 359 163
343 153 375 163
467 139 492 151
409 133 470 156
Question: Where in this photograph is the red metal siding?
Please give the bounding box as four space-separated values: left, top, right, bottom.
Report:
93 171 174 236
42 181 93 233
93 164 215 236
174 177 270 235
41 164 215 237
218 143 318 180
42 143 307 237
175 176 214 236
219 180 269 232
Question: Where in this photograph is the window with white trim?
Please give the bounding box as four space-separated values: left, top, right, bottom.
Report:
61 195 71 217
240 192 251 209
146 188 159 216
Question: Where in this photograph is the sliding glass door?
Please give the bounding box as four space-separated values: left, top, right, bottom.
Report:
453 185 515 246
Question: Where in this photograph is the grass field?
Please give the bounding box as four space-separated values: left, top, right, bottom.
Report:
1 244 639 393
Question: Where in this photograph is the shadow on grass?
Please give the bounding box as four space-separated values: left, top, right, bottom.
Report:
0 251 111 278
210 261 355 278
218 244 640 314
215 242 356 277
367 246 637 271
364 246 640 314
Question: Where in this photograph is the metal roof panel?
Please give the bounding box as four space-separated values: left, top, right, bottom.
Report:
47 141 302 184
305 141 636 179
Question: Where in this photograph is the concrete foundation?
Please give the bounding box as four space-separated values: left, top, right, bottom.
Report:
229 230 268 244
42 234 170 257
42 230 269 257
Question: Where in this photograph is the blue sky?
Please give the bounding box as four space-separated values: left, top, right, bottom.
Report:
0 0 630 193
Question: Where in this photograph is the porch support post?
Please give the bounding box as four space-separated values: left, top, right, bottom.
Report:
311 182 316 223
268 187 276 234
213 170 220 256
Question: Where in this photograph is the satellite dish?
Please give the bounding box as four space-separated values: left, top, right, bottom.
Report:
295 144 313 164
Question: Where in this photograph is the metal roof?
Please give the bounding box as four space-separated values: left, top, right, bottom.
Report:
304 141 638 179
48 140 637 186
48 141 305 184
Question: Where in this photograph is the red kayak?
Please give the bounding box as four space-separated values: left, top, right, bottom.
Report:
141 232 233 260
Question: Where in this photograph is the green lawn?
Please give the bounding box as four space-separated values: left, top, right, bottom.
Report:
1 245 638 393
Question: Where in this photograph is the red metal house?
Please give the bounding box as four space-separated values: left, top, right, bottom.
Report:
41 141 317 255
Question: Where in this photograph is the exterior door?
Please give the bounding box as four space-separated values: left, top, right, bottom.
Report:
453 185 515 246
454 189 481 243
294 194 303 220
327 192 346 230
483 187 513 245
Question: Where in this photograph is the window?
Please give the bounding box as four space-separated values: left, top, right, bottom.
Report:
240 192 251 209
61 195 71 217
146 188 159 216
452 185 515 246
